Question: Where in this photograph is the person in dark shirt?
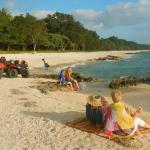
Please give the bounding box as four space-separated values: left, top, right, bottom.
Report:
42 58 50 69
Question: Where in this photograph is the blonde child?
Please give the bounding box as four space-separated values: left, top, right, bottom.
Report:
111 90 150 136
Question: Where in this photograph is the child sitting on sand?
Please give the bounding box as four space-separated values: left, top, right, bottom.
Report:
59 69 73 90
111 90 150 136
101 96 120 135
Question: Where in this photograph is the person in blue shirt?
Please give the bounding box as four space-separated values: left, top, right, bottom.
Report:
59 69 73 90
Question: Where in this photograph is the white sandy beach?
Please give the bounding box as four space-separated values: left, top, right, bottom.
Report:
0 50 150 150
1 50 145 68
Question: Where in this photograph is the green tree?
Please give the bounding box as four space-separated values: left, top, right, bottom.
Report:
49 34 73 51
6 15 28 50
0 8 12 50
25 14 49 52
0 8 12 30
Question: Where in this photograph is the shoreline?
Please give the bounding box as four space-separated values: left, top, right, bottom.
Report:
29 49 147 74
1 50 148 69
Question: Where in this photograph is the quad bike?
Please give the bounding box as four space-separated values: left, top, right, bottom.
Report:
0 57 30 78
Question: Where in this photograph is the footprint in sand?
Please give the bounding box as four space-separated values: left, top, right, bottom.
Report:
23 101 38 107
16 101 38 108
19 98 29 101
10 89 26 95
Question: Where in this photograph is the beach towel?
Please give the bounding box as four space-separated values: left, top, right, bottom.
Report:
66 117 150 148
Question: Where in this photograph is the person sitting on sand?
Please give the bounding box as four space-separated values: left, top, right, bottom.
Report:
65 66 80 90
59 69 73 90
101 97 111 123
100 96 119 136
42 58 50 69
110 90 150 136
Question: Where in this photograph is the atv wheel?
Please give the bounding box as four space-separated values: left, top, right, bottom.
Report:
21 69 29 78
8 69 18 78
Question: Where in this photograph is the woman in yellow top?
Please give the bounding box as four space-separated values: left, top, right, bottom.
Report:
110 90 150 136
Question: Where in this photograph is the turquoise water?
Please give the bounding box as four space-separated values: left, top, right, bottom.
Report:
51 51 150 111
74 51 150 82
73 52 150 90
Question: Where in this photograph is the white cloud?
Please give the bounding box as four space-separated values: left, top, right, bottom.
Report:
11 10 53 19
72 9 103 30
30 10 53 19
4 0 16 9
72 0 150 31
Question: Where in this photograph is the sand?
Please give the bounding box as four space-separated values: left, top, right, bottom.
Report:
1 50 145 69
0 50 150 150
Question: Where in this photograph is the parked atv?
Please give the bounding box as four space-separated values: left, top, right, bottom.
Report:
0 57 30 78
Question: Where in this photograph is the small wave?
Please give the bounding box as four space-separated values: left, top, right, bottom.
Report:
105 60 113 62
52 66 68 74
123 54 135 59
52 62 87 73
71 62 86 68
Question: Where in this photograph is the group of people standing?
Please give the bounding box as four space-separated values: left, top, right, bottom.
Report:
86 90 150 137
59 67 80 90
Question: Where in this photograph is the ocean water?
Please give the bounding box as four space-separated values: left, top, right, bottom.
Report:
72 51 150 93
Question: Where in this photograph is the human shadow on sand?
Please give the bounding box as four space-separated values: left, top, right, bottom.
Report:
22 111 84 124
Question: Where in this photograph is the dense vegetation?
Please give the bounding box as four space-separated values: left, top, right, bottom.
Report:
0 8 150 52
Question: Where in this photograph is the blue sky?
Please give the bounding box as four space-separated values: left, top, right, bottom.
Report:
0 0 137 12
1 0 150 44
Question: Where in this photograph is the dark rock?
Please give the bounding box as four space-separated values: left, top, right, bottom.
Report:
109 76 138 89
109 76 150 89
138 77 150 84
72 72 99 82
89 55 121 62
31 72 99 83
30 81 70 94
31 74 59 80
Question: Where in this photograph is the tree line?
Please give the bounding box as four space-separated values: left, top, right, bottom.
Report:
0 8 150 52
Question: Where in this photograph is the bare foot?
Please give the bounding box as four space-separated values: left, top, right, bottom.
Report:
135 130 143 137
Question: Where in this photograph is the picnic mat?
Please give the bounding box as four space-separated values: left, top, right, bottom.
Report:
66 118 150 148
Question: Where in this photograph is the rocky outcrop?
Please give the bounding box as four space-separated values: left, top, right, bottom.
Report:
89 55 121 61
72 72 99 82
109 76 150 89
30 81 70 94
109 76 138 89
31 74 59 80
31 72 99 83
138 77 150 84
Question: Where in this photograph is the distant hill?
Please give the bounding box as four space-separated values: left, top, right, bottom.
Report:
99 36 150 51
0 9 150 51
